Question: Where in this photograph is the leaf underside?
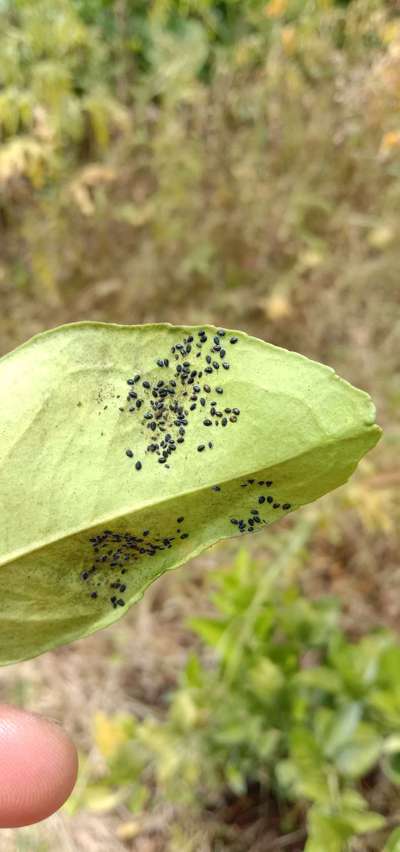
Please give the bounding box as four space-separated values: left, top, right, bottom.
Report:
0 322 381 665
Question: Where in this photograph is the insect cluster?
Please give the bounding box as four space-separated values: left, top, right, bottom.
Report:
120 328 241 470
82 328 294 611
81 516 189 609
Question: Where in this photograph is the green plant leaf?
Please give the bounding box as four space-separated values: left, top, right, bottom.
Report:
322 703 362 758
305 807 353 852
296 667 343 694
385 827 400 852
289 728 331 803
334 724 383 779
188 616 227 647
383 752 400 786
0 322 381 664
340 807 385 834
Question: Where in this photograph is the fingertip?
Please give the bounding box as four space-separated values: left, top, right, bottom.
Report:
0 703 78 828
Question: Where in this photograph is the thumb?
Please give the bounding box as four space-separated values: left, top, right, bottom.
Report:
0 703 78 828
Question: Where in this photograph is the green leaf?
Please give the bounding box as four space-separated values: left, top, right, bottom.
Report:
383 752 400 786
385 827 400 851
296 666 343 693
306 804 385 852
225 763 246 796
183 652 203 688
188 616 227 647
289 728 331 803
334 724 383 779
340 808 385 834
248 657 284 697
329 633 391 695
322 703 362 757
305 807 353 852
0 322 381 664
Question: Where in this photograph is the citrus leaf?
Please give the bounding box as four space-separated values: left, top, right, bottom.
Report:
0 322 381 664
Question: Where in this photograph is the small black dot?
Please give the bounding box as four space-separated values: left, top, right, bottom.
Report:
266 481 273 487
117 599 126 606
258 496 265 504
216 387 223 395
177 516 184 522
135 461 142 471
126 449 134 458
232 408 240 415
267 496 273 504
212 485 221 492
91 592 98 599
222 363 230 370
230 336 238 344
273 502 281 509
181 533 189 539
197 444 205 452
203 419 212 426
157 359 164 367
282 503 292 510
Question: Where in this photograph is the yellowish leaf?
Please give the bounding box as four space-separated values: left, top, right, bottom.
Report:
93 711 131 759
381 22 400 45
380 131 400 156
261 293 293 321
84 785 125 813
265 0 288 19
368 225 394 249
281 26 296 55
116 819 143 840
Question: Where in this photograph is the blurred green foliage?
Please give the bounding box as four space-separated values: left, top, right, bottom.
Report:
70 523 400 850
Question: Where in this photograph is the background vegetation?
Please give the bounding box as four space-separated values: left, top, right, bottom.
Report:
0 0 399 849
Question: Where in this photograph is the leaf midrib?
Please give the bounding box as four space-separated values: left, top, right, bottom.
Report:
0 427 375 570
